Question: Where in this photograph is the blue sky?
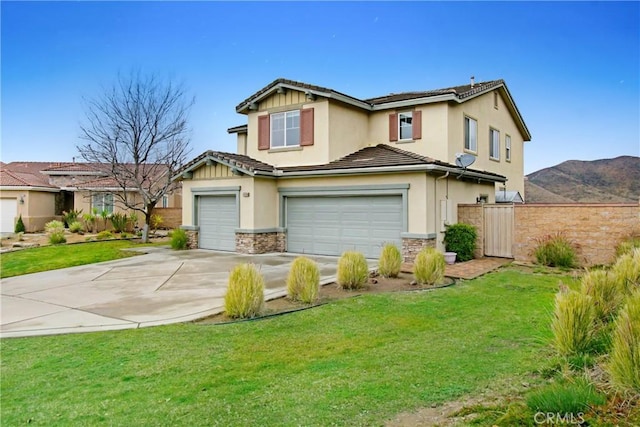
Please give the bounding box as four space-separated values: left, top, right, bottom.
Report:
1 1 638 174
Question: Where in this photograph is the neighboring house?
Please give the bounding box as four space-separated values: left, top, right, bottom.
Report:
175 78 531 260
0 161 181 232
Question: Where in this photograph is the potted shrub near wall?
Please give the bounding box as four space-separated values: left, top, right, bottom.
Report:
443 223 478 263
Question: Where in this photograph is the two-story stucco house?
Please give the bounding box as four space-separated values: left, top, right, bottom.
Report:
175 78 531 260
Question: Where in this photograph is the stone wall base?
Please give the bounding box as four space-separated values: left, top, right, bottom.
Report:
185 229 199 249
402 237 436 263
236 232 286 254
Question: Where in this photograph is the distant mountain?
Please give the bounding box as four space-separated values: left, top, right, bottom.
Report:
525 156 640 203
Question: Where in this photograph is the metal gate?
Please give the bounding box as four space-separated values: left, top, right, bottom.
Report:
483 204 514 258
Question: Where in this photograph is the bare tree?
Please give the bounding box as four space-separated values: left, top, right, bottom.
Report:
78 72 193 242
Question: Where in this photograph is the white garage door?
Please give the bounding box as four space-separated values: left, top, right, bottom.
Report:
1 199 18 233
286 195 403 258
198 196 237 251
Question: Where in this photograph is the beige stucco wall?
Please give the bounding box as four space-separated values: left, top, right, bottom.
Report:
0 189 58 232
246 98 330 167
447 91 526 196
328 102 370 161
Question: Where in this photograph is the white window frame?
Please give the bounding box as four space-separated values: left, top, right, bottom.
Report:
398 111 413 141
505 135 511 162
162 194 169 208
92 193 114 214
489 128 500 160
464 116 477 152
270 110 300 148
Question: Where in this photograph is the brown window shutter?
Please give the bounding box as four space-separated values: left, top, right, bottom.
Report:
412 110 422 140
258 115 270 150
300 108 314 146
389 113 398 142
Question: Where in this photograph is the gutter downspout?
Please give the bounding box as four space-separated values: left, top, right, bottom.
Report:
435 171 450 249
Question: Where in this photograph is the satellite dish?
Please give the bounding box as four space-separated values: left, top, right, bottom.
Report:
455 153 476 169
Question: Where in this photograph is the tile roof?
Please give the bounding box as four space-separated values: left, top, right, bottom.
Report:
1 162 60 188
364 80 504 105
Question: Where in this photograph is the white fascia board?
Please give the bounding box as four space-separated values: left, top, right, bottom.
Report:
370 94 457 111
0 186 60 193
277 164 506 183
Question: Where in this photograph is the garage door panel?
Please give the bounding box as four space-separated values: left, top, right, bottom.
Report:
286 196 402 258
1 199 18 233
198 196 237 251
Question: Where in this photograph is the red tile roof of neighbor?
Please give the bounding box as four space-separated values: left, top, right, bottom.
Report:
0 162 60 188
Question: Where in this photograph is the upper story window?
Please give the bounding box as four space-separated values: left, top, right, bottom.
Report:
389 110 422 142
489 128 500 160
505 135 511 162
258 108 314 151
271 110 300 148
464 116 477 152
92 193 114 214
399 112 413 140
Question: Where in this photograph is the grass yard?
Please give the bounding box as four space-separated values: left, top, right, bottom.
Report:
1 269 569 426
0 240 161 278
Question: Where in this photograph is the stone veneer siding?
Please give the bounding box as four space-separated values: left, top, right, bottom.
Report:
235 232 286 255
402 237 436 263
458 203 640 266
184 229 199 249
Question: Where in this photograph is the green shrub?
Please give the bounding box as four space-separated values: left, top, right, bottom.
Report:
110 212 129 233
526 377 606 414
82 212 96 233
533 232 578 268
68 221 83 233
14 214 25 233
414 247 445 286
286 257 320 304
170 228 188 250
96 230 114 240
378 243 402 278
611 248 640 295
45 220 65 234
151 214 163 230
224 264 265 319
615 236 640 258
62 209 82 228
443 223 477 262
551 286 595 357
128 212 139 231
48 232 66 244
336 251 369 290
580 269 623 323
607 292 640 393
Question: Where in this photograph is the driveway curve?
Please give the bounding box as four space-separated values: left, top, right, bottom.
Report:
1 248 349 338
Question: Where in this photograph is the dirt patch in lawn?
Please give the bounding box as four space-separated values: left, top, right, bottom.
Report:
197 272 455 325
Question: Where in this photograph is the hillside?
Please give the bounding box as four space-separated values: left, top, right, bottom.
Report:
525 156 640 203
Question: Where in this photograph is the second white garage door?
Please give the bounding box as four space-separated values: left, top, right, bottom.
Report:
198 196 237 251
286 195 403 258
1 199 18 233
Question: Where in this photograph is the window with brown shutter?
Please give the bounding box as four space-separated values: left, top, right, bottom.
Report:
258 115 270 150
389 113 398 142
412 110 422 140
300 108 314 146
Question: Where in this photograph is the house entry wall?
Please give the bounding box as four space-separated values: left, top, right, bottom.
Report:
285 195 403 258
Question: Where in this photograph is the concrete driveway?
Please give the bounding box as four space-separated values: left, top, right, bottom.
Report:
1 248 361 338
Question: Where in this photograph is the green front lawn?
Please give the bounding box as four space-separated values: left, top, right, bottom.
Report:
1 269 568 426
0 240 161 279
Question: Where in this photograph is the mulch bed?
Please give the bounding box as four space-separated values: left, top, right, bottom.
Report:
196 272 455 325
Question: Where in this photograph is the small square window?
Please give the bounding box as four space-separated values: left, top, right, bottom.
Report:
399 112 413 140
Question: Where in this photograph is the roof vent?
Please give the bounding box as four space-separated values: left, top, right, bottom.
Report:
470 76 475 88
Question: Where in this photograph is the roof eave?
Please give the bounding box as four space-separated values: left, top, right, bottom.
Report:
172 155 262 181
0 185 60 192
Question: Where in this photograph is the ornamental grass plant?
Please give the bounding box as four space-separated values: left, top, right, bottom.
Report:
551 286 595 357
378 243 402 278
607 292 640 393
414 247 445 286
224 264 265 319
336 251 369 290
286 257 320 304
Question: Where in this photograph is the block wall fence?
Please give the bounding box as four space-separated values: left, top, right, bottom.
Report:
458 203 640 266
150 208 182 230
